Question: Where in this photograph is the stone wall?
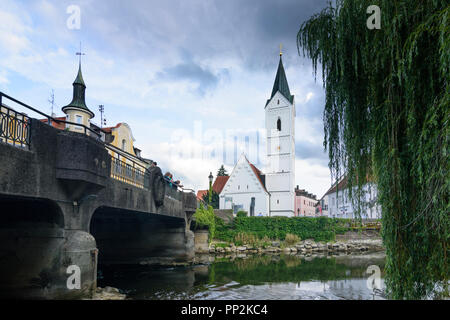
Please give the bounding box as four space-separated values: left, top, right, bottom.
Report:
194 230 209 253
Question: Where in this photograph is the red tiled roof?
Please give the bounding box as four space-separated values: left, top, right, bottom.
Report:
196 190 208 201
322 173 374 198
247 159 267 193
212 176 229 194
324 176 348 196
40 117 66 130
101 123 122 133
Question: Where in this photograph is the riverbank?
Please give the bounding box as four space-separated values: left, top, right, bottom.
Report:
196 230 384 257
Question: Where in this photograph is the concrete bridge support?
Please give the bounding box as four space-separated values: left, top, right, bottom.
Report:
90 207 194 266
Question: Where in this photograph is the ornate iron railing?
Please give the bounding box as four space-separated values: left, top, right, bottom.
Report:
0 104 30 149
111 157 146 188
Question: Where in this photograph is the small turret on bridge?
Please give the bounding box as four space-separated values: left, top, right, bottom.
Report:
0 78 197 298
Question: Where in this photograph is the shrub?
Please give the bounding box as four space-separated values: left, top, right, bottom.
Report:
193 204 216 242
284 233 300 246
234 232 258 246
213 216 351 243
236 210 247 218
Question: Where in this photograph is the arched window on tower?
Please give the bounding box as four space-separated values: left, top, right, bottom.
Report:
277 118 281 131
122 139 126 151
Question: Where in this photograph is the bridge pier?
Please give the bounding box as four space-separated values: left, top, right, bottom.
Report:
90 207 195 266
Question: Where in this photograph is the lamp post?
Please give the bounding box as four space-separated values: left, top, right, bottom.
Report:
208 172 214 205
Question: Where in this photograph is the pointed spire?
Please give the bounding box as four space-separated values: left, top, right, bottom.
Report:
270 54 293 103
62 61 94 118
73 62 86 87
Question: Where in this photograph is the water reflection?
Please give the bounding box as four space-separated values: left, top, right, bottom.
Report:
98 252 386 300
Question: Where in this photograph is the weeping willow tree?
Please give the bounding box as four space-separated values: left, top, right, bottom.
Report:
297 0 449 299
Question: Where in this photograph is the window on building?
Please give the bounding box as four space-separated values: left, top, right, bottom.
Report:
238 185 240 190
247 185 248 189
277 199 279 204
122 139 126 151
277 118 281 131
277 99 280 105
76 115 82 124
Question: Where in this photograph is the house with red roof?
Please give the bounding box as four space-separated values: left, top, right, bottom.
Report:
317 175 381 219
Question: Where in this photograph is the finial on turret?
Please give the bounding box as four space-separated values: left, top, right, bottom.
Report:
76 42 85 65
279 43 283 56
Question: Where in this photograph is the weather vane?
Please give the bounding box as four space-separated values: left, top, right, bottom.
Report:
76 42 85 64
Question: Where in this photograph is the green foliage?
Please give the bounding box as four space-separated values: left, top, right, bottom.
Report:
234 232 259 247
297 0 449 299
284 233 301 246
217 165 229 176
193 204 216 242
236 210 248 218
215 216 350 243
214 243 228 249
201 190 219 209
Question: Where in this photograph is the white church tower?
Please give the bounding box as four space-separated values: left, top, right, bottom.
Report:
265 51 295 216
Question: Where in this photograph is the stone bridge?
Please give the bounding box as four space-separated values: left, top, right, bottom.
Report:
0 106 198 299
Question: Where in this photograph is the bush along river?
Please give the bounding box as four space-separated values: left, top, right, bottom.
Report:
97 247 387 300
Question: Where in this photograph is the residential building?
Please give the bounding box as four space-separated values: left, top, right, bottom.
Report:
294 186 318 217
320 176 381 219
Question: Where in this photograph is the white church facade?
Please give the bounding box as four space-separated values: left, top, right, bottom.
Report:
219 52 295 217
219 154 270 216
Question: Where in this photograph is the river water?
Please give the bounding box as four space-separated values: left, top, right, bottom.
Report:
97 252 386 300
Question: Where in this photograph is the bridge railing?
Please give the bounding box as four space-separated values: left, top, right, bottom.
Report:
0 92 102 140
0 103 31 149
110 156 146 188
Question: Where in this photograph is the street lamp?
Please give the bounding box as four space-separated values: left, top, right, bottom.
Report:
208 172 214 204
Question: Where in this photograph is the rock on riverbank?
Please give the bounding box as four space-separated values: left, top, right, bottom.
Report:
197 238 384 256
90 286 127 300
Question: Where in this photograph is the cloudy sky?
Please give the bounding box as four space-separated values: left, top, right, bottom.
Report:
0 0 333 197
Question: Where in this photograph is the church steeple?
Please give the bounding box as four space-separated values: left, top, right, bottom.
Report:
270 54 293 104
62 62 94 119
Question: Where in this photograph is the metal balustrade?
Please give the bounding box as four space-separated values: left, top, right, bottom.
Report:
111 156 146 188
0 104 30 149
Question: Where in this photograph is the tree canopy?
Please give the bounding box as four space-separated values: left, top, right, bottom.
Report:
217 165 229 176
202 190 219 209
297 0 449 299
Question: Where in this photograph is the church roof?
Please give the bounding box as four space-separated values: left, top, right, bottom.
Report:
266 55 294 106
212 176 229 194
248 162 267 193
